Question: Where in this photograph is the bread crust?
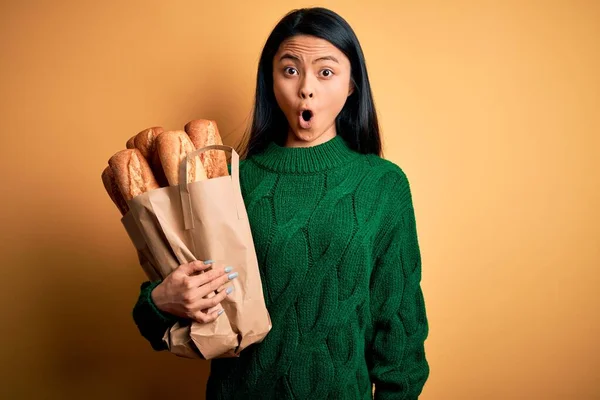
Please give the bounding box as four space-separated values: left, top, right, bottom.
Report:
101 166 130 215
184 119 229 179
133 126 169 186
133 126 164 159
108 149 160 200
156 130 207 185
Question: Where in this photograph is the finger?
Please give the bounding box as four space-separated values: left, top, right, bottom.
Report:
215 281 237 296
183 268 236 303
197 270 238 298
193 307 224 324
215 282 228 293
180 276 224 304
205 304 222 314
180 259 215 276
190 264 234 287
192 287 230 312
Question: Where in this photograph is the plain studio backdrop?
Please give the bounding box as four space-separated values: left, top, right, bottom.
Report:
0 1 598 399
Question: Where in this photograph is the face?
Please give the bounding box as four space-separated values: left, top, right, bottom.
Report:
272 35 354 147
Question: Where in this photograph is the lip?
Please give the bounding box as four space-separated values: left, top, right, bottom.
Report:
297 108 313 130
298 114 312 129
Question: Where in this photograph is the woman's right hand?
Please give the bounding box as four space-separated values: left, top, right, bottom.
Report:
151 260 238 323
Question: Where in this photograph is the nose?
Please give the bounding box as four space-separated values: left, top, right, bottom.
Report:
300 89 313 99
299 78 314 99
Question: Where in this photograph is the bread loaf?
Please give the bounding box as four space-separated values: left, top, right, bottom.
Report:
132 126 169 187
108 149 160 200
133 127 164 159
101 166 130 215
184 119 229 179
126 135 136 149
156 130 208 185
150 150 169 187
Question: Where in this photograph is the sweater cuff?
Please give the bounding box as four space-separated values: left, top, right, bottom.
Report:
140 280 179 325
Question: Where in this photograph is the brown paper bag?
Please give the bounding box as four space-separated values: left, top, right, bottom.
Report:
121 144 271 359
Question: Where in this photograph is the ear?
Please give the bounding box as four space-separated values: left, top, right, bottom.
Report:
347 83 354 97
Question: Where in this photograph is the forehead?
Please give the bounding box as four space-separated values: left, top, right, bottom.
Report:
275 35 344 59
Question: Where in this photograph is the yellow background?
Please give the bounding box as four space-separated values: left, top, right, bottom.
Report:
1 1 598 399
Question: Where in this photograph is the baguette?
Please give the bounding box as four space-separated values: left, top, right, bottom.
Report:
150 150 169 187
101 166 130 215
108 149 160 200
134 126 164 159
133 126 169 187
184 119 229 179
126 135 136 149
156 130 208 185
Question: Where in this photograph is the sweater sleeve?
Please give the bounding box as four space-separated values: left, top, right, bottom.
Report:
132 279 179 351
368 172 430 399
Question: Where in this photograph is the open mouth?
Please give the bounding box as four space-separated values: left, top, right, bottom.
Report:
298 109 313 129
301 110 313 122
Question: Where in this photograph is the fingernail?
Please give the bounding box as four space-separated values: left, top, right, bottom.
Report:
217 309 224 315
204 259 214 264
228 272 239 280
224 266 233 273
226 287 234 294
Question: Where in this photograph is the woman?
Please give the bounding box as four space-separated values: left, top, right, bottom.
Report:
133 7 429 399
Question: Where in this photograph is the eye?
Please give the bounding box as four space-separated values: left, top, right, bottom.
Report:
320 69 334 78
284 67 298 76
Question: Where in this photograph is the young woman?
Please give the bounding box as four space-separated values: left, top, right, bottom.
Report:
133 7 429 399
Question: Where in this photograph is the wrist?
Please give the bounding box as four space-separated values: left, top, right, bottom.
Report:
150 282 166 312
145 280 177 324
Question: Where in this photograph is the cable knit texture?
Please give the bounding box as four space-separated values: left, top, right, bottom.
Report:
132 135 429 399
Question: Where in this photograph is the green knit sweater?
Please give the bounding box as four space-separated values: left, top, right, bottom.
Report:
132 135 429 399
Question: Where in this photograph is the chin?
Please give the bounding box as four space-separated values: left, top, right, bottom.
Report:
287 127 330 147
288 132 312 144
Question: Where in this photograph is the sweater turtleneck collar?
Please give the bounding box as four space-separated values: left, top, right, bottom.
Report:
250 135 360 174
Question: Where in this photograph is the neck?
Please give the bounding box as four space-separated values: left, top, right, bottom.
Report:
251 134 360 174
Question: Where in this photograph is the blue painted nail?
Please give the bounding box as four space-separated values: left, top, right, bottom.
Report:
224 266 233 273
217 309 224 315
203 259 214 264
226 287 234 294
228 272 239 280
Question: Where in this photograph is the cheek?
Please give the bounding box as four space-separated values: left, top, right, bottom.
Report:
324 80 351 115
273 77 295 112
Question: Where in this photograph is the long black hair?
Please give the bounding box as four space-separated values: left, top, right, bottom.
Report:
238 7 382 159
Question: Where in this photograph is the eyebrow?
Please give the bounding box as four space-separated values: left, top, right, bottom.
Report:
278 53 339 64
